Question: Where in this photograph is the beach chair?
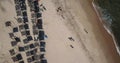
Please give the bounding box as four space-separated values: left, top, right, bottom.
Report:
19 25 24 30
24 24 29 29
23 38 29 44
26 51 31 56
26 30 30 36
11 41 18 46
34 61 41 63
17 17 23 23
21 31 26 36
40 54 45 59
12 56 18 62
38 31 44 40
5 21 11 27
34 42 39 47
16 54 23 60
30 44 35 49
30 50 35 55
41 59 47 63
36 12 42 18
40 42 46 47
32 56 35 61
21 3 26 10
15 4 21 11
24 45 30 50
37 24 43 29
13 27 18 32
33 54 39 60
33 29 39 35
23 17 28 23
31 13 36 18
19 46 25 52
19 60 24 63
9 49 15 56
40 47 46 52
37 19 42 25
16 10 22 16
27 36 33 41
9 33 14 38
27 57 33 62
15 37 21 42
22 11 27 16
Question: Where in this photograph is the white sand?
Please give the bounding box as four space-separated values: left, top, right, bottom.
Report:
0 0 120 63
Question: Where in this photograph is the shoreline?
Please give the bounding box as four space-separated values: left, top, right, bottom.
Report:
0 0 120 63
92 0 120 55
87 0 120 62
52 0 120 62
77 0 120 62
92 1 120 55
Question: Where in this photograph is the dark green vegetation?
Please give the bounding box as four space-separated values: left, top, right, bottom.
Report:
94 0 120 47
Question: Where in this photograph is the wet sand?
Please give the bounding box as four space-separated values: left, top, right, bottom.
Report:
81 0 120 63
92 0 120 62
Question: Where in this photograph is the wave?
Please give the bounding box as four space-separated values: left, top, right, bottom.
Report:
92 1 120 55
92 2 112 34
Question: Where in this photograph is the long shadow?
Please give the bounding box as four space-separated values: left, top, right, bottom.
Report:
0 1 6 12
8 0 13 5
0 0 13 12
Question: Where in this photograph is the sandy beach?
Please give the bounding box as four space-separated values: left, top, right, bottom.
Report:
0 0 120 63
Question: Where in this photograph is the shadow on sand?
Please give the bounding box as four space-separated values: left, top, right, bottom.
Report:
0 0 13 12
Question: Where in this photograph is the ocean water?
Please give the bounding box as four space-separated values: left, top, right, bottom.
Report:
93 0 120 55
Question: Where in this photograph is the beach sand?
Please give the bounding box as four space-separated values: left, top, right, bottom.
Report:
0 0 120 63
